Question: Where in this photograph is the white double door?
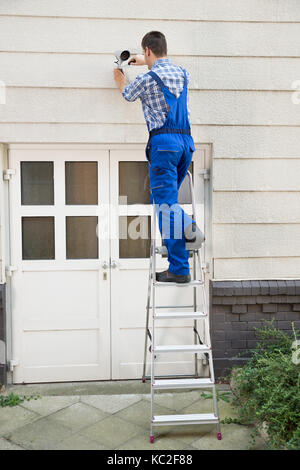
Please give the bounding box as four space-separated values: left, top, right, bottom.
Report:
9 145 207 383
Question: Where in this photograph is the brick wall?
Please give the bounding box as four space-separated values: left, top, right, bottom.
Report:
0 284 6 386
210 280 300 379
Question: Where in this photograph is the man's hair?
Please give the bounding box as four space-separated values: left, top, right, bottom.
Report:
141 31 167 57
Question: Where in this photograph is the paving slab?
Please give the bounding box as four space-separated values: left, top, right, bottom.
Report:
0 389 267 450
48 402 108 432
7 415 74 450
0 437 24 450
115 398 174 429
117 431 191 450
115 398 215 447
153 423 215 446
191 423 266 450
81 394 142 414
0 405 40 437
80 415 144 449
20 395 80 416
143 391 203 411
53 432 108 450
179 396 238 420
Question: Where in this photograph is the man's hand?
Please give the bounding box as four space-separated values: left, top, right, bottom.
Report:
128 54 146 66
114 68 126 93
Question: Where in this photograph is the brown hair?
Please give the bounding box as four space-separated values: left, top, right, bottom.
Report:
141 31 167 57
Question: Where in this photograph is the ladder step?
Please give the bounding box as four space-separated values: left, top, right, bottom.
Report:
154 344 210 354
154 280 203 287
152 413 218 426
153 378 214 390
150 305 194 309
154 311 206 320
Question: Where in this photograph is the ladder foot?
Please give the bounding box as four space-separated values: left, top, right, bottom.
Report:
217 432 222 440
150 435 155 444
142 377 146 383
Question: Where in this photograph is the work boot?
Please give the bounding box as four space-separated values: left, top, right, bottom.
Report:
156 269 191 283
184 222 205 248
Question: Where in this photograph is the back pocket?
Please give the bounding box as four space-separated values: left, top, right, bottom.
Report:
153 144 182 168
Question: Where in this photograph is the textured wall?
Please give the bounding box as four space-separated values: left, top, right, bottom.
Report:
0 1 300 279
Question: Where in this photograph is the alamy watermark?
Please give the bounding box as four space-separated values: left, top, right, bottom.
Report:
95 197 196 242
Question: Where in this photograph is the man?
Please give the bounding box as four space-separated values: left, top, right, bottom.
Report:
114 31 202 283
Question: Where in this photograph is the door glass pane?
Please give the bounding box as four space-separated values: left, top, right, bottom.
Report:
178 162 193 204
21 162 54 205
119 161 192 204
119 162 150 204
65 162 98 205
119 216 150 258
22 217 55 259
66 216 98 259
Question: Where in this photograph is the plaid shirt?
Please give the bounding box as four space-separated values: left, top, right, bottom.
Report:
122 57 191 132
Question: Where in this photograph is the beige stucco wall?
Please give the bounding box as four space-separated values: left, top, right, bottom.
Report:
0 0 300 280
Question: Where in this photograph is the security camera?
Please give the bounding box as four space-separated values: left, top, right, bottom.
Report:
114 50 137 69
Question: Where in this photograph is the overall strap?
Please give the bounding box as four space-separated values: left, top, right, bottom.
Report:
149 69 187 90
180 67 188 87
147 71 166 89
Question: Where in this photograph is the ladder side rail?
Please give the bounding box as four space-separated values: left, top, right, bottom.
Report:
187 170 196 225
196 249 211 348
142 236 154 382
208 351 221 437
150 203 158 441
187 170 200 376
193 253 199 376
189 170 209 366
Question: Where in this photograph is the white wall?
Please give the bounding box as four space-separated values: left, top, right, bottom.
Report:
0 0 300 280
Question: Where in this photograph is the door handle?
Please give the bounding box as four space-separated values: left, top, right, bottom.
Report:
110 259 120 269
102 261 109 269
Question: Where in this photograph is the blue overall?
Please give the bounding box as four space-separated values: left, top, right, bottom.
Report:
145 69 196 275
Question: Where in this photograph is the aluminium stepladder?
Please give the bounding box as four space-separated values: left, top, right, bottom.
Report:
142 171 222 444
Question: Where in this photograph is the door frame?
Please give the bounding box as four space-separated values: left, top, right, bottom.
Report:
4 143 212 383
7 146 112 383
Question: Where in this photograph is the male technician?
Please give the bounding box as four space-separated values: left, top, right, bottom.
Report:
114 31 202 283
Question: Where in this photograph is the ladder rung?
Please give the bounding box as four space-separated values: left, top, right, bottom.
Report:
152 413 218 426
153 378 214 390
143 374 205 380
154 311 206 320
154 280 203 287
150 305 194 309
154 344 210 354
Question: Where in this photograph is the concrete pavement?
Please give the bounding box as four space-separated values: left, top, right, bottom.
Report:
0 381 266 450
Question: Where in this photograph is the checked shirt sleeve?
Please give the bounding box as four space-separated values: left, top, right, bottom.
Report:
122 73 147 102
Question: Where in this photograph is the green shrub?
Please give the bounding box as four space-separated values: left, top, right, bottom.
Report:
228 321 300 450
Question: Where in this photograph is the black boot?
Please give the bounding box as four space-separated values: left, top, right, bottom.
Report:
156 269 191 283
